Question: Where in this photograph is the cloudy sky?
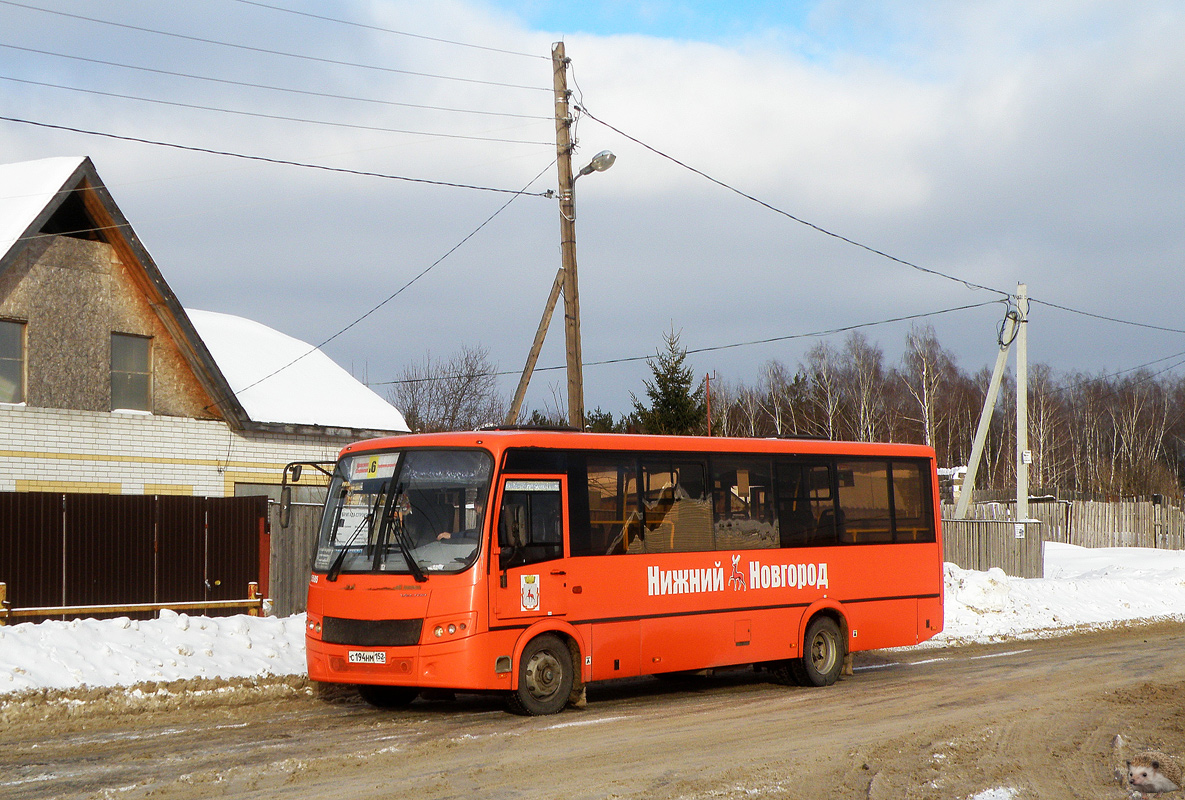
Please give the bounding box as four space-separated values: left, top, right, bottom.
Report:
2 0 1183 419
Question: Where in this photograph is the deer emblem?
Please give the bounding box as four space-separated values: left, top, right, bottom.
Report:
728 554 747 592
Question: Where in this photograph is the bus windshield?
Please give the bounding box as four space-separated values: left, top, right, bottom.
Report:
313 448 492 578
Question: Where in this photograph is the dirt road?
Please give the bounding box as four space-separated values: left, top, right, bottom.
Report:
2 622 1183 799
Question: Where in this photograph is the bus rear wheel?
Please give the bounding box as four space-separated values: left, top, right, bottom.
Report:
507 634 573 716
793 616 844 687
357 684 419 708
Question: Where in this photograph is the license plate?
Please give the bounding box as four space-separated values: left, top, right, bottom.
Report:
348 650 386 665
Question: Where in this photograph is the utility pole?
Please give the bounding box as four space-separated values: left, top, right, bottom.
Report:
954 284 1030 520
1015 283 1030 527
505 268 566 425
552 41 584 429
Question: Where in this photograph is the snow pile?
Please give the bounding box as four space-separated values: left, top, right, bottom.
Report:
937 542 1185 644
0 609 305 695
1 543 1184 696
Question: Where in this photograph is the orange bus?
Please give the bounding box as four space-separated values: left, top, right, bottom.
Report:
304 429 944 715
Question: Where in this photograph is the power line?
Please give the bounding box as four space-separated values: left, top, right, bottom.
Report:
575 103 1013 300
368 300 1001 387
0 0 551 92
0 43 554 120
203 159 558 410
576 105 1185 342
230 0 549 61
0 74 552 146
1028 297 1185 336
0 115 557 197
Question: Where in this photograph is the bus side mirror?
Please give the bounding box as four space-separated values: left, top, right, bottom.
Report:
279 486 292 528
291 464 303 482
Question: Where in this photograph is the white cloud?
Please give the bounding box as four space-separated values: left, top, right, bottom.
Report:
1 0 1182 414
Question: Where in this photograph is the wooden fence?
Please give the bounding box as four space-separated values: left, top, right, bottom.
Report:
267 502 322 618
940 499 1185 579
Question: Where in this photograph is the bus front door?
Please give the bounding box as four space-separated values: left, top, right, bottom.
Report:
493 477 569 621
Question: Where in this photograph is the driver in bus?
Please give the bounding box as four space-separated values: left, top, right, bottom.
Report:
437 496 486 541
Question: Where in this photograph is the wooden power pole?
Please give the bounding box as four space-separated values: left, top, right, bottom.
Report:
552 41 584 430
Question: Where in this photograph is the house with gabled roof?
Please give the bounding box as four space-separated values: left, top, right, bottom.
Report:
0 155 408 498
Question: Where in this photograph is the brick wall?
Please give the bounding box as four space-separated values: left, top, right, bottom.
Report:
0 404 354 496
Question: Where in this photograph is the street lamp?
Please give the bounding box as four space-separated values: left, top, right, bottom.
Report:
503 148 616 428
576 150 616 179
557 147 615 429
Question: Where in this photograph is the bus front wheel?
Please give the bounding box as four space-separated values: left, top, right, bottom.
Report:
793 616 844 687
507 634 574 716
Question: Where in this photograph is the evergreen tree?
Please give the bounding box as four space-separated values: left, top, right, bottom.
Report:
631 328 707 435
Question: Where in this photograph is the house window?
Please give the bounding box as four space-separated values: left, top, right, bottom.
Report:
111 333 151 411
0 319 25 404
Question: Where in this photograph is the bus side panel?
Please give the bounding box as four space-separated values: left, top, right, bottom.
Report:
590 620 641 681
640 611 759 674
843 598 918 651
918 595 944 641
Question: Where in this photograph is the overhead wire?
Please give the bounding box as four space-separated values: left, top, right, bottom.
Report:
574 103 1013 300
0 115 557 197
576 104 1185 342
229 0 550 60
1028 297 1185 336
201 158 558 411
0 43 553 120
0 76 552 145
368 300 1002 387
0 0 552 92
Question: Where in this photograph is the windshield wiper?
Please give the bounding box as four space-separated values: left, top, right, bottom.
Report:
326 485 385 582
381 484 427 583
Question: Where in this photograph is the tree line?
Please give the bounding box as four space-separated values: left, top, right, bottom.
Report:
390 324 1185 499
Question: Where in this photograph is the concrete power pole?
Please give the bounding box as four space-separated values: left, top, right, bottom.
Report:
552 41 584 429
1015 283 1030 526
954 283 1029 521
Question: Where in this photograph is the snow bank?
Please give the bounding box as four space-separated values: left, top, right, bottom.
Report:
0 610 306 695
936 542 1185 644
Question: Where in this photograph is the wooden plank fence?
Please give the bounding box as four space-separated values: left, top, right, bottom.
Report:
940 499 1185 579
267 502 322 618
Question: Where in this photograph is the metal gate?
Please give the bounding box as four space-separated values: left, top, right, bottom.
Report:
0 493 267 618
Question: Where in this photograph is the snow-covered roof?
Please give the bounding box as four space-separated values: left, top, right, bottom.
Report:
0 156 86 257
187 309 408 432
0 154 406 434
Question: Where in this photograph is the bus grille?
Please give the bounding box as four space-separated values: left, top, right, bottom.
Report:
322 617 423 647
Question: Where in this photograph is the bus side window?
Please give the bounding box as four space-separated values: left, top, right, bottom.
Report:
776 461 837 548
498 489 563 567
836 461 893 544
639 459 711 553
711 457 777 550
890 460 935 542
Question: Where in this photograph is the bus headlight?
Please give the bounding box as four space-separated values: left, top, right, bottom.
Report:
424 613 476 643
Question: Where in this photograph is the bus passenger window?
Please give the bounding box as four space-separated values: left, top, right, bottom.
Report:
775 462 836 548
712 457 777 550
638 459 712 553
498 483 563 567
585 456 639 555
836 461 893 544
891 461 934 542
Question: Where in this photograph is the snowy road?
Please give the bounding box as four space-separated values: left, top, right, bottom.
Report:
3 622 1182 800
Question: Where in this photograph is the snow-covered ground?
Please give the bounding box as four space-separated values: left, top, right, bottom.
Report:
1 542 1183 697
